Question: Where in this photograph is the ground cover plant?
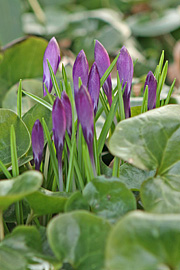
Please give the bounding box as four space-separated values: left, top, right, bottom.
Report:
0 36 180 270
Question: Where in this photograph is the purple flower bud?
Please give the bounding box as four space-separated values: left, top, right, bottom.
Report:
117 46 133 118
76 85 96 175
88 62 100 116
31 120 44 171
94 40 112 106
52 97 66 155
61 91 72 138
43 37 60 96
144 71 157 110
52 97 66 191
72 50 89 96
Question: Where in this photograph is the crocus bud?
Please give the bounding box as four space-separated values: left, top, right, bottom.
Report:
43 37 60 96
76 85 96 175
88 62 100 116
61 91 72 138
94 40 112 106
72 50 89 96
31 120 44 171
117 46 133 118
52 97 66 191
144 71 157 110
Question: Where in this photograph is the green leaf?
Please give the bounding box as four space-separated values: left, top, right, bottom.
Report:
47 211 111 270
2 79 44 115
65 191 89 212
141 174 180 213
0 0 23 45
0 226 62 269
83 177 136 223
26 188 69 216
0 171 43 210
127 9 180 37
119 163 155 191
0 37 48 106
105 211 180 270
0 247 26 270
0 109 31 166
109 105 180 173
131 106 142 117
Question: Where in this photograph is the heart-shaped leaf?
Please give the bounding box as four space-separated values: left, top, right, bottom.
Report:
0 109 31 166
47 211 111 270
65 191 89 212
109 105 180 174
0 37 47 106
83 176 136 223
0 171 43 210
26 188 69 216
105 211 180 270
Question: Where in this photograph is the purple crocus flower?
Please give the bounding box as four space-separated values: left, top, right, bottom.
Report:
43 37 60 96
94 40 112 106
72 50 89 96
61 91 72 138
31 120 44 171
88 62 100 116
52 97 66 191
144 71 157 110
117 46 133 118
76 85 96 175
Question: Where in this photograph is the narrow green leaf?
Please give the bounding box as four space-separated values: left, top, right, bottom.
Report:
44 83 54 105
17 79 22 119
165 78 176 105
154 50 164 81
22 90 52 111
117 72 125 121
47 59 61 98
156 60 168 107
141 85 148 113
42 118 59 189
62 64 68 93
112 157 120 177
98 94 118 155
10 125 19 178
0 160 12 179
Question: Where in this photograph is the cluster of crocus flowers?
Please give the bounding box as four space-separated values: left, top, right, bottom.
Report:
31 36 158 190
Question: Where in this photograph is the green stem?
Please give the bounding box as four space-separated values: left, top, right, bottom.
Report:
0 210 4 241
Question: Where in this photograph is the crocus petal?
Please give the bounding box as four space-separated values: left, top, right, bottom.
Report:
88 62 100 116
144 71 157 110
117 46 133 118
43 37 60 96
52 97 66 152
94 40 112 106
76 85 94 147
31 120 44 171
61 91 72 138
72 50 89 96
76 85 96 175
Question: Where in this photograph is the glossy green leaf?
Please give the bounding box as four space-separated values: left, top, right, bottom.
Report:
83 177 136 223
26 188 69 216
105 211 180 270
2 79 44 115
0 247 26 270
47 211 111 270
119 163 155 190
0 171 43 210
65 191 89 212
0 226 61 270
0 109 31 166
141 174 180 213
0 37 48 106
109 105 180 173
